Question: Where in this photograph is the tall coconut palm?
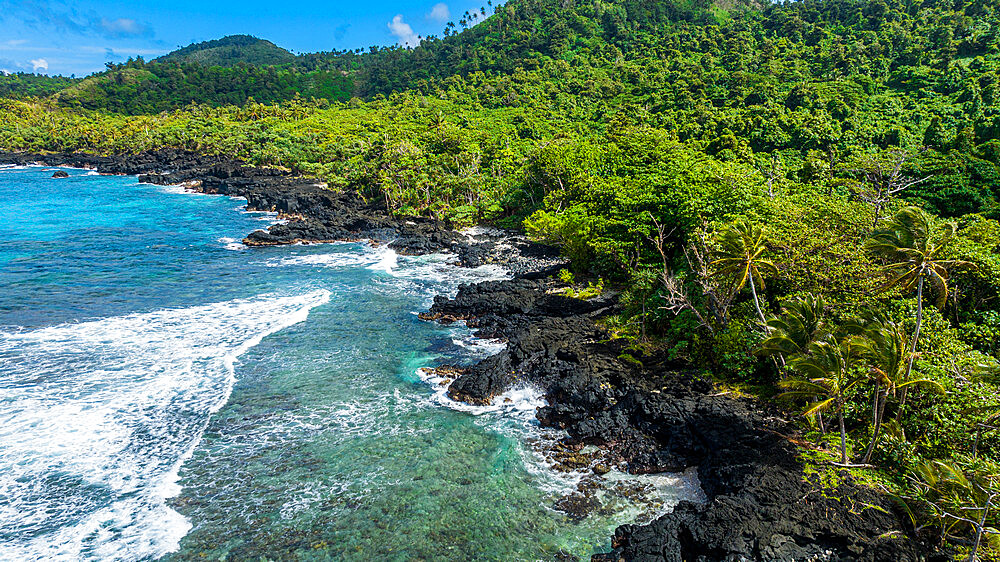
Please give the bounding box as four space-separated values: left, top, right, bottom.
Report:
855 315 944 464
866 206 973 393
759 293 830 358
712 220 778 326
759 293 830 428
780 334 865 463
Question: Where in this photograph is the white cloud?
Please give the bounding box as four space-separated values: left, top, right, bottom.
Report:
99 18 151 38
388 15 420 48
30 58 48 72
427 3 450 23
78 46 169 56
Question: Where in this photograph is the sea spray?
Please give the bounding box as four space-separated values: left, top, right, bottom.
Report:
0 290 330 561
366 246 399 275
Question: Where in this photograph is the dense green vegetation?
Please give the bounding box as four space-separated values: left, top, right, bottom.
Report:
0 73 79 99
6 0 1000 556
49 58 355 113
153 35 296 67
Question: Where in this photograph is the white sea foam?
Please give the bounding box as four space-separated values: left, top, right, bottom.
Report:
388 252 508 285
266 243 509 295
157 184 193 195
217 237 244 251
367 246 399 274
265 245 376 270
448 326 507 357
416 367 545 417
0 290 330 561
461 225 507 239
85 171 100 176
240 206 284 225
372 251 510 308
598 467 706 523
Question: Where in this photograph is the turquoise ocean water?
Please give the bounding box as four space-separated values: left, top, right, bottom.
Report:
0 165 700 561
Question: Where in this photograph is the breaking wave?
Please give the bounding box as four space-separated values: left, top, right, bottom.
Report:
0 290 330 561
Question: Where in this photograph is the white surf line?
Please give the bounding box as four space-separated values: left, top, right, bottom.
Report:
0 290 331 561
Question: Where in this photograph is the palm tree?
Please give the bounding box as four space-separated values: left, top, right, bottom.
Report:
780 334 865 463
712 220 778 326
908 459 1000 561
430 111 447 137
759 293 829 358
866 206 972 409
760 293 832 430
854 313 943 464
968 363 1000 458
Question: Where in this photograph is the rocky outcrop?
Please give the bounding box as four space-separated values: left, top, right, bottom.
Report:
0 149 421 247
0 149 565 273
423 278 938 562
422 278 615 340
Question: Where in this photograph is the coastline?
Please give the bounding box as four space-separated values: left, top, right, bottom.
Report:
1 150 935 561
423 280 939 561
0 149 565 277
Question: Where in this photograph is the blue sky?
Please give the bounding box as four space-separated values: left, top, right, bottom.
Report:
0 0 497 76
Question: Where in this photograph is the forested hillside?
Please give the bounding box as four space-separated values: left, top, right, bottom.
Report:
0 37 357 113
0 73 79 99
48 58 355 113
5 0 1000 557
153 35 296 67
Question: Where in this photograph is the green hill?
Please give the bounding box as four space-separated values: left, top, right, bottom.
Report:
51 57 354 113
154 35 295 67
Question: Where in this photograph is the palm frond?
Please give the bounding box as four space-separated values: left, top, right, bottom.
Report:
778 378 831 394
974 363 1000 386
896 378 945 394
801 397 837 416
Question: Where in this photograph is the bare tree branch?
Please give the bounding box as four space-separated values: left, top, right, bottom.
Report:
847 150 930 230
647 215 731 333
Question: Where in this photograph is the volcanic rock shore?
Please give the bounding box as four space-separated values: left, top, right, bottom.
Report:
0 149 564 275
3 149 939 561
422 279 942 562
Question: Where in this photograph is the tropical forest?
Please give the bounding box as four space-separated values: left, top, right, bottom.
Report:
5 0 1000 559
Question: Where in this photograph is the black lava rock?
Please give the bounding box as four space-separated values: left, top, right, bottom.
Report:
0 149 565 276
422 277 937 562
